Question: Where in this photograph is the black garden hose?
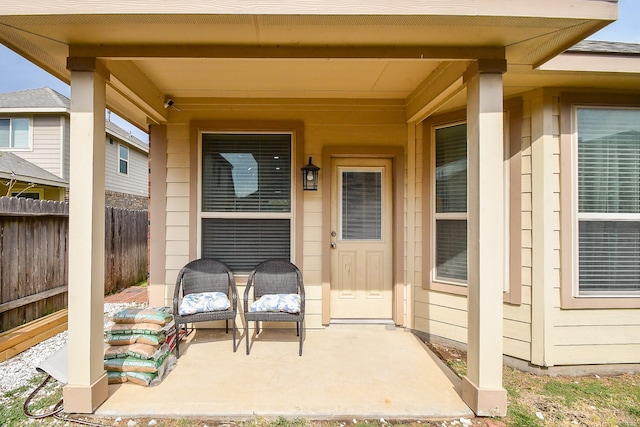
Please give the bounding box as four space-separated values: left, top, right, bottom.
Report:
23 374 109 427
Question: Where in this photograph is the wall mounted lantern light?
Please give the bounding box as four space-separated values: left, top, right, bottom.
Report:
301 157 320 191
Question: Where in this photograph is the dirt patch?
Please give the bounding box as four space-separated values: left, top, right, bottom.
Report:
424 339 640 427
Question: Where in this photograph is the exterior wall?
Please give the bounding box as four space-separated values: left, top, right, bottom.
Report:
104 190 148 210
160 99 407 330
548 90 640 366
14 115 65 178
413 101 534 362
509 93 534 362
156 90 640 366
7 183 65 201
104 137 149 198
413 111 468 343
63 116 70 180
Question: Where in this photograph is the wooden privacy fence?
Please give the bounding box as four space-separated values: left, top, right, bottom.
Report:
0 196 148 333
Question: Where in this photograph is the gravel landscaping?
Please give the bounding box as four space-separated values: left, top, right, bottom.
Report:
0 302 146 397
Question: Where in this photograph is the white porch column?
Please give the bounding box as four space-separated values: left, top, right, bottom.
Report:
63 58 110 413
461 59 508 417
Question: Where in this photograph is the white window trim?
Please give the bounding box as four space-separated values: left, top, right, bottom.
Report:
571 104 640 298
431 121 468 287
196 130 296 265
118 144 129 176
0 117 33 151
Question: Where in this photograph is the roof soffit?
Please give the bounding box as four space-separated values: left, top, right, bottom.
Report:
0 2 617 127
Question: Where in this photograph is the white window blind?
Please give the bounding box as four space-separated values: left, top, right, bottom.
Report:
341 170 382 240
434 123 468 283
201 218 290 272
577 107 640 295
200 134 292 273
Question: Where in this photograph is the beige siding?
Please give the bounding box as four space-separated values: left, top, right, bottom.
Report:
412 101 534 361
499 93 534 361
16 115 64 178
62 116 70 180
158 91 640 365
533 90 640 366
164 123 191 307
104 137 149 197
162 99 406 329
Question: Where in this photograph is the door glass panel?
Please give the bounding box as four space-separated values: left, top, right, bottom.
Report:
341 170 382 240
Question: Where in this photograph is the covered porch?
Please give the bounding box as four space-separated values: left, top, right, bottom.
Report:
96 325 473 420
0 0 618 419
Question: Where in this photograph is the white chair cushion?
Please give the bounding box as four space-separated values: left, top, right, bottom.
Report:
249 294 301 314
178 292 231 315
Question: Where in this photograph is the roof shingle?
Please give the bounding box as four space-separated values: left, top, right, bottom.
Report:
0 87 70 109
569 40 640 55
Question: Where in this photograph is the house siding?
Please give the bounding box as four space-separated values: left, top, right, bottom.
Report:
547 90 640 366
412 101 534 362
104 137 149 197
164 122 191 308
157 91 640 365
62 116 70 181
504 92 534 362
16 115 64 178
161 99 407 329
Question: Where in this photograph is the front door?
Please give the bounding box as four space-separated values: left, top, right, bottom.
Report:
330 158 393 319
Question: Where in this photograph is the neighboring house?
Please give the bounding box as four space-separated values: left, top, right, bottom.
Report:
0 150 68 199
1 0 639 416
0 88 149 209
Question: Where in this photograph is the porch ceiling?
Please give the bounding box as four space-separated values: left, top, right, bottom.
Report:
0 1 616 130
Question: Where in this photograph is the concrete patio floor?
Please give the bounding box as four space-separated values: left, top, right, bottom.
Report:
95 324 474 421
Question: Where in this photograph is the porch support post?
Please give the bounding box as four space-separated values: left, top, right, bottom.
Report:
63 58 110 413
148 124 167 307
461 59 508 417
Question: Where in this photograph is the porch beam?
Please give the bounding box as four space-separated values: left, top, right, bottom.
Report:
405 61 468 123
461 59 508 417
69 44 505 61
68 56 166 128
62 62 109 414
105 60 168 124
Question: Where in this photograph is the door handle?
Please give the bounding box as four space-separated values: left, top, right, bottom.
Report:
331 242 337 249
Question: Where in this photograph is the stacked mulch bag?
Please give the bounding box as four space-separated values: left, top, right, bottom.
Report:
103 307 177 386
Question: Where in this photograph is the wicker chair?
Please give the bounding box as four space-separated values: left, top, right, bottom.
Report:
173 258 238 357
243 259 305 356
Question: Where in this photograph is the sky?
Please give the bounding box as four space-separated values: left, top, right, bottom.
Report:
0 0 639 143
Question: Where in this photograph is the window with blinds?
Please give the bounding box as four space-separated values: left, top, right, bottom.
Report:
200 133 292 272
341 170 382 240
434 123 468 284
576 107 640 295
